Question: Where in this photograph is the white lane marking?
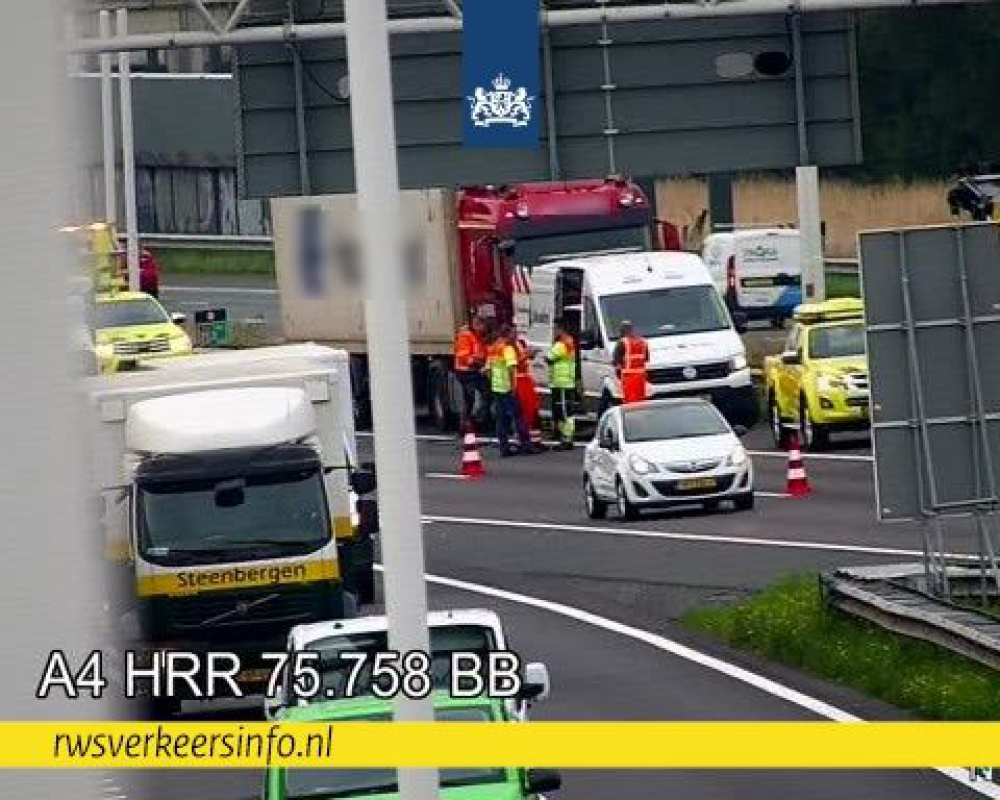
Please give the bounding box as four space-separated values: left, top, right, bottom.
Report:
426 473 469 481
162 286 277 296
357 431 873 463
373 564 999 797
421 514 949 559
749 449 873 463
757 490 790 499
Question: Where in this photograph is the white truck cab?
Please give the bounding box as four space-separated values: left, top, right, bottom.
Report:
523 251 757 427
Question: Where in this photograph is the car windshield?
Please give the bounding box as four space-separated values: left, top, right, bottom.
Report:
808 324 865 359
291 625 496 703
96 297 168 329
601 285 731 339
622 403 730 442
284 708 504 799
137 468 330 564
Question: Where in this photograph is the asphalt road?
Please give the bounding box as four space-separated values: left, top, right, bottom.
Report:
126 279 992 800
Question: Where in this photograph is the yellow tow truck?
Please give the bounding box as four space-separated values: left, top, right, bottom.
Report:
763 298 869 450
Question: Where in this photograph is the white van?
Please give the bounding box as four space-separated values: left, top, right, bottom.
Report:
522 251 758 427
702 229 802 325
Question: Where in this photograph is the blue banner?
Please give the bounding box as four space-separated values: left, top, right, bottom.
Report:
463 0 540 149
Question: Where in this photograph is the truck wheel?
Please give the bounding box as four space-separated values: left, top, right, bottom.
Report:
734 491 755 511
799 396 829 451
769 392 788 448
149 693 182 721
355 566 376 605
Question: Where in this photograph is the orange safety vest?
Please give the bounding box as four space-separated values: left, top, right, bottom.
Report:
513 338 539 424
454 327 486 372
622 335 649 371
620 334 649 405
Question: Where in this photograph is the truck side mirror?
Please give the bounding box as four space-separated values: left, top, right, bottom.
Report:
781 350 801 366
357 498 379 536
526 769 562 794
731 311 749 334
351 470 377 495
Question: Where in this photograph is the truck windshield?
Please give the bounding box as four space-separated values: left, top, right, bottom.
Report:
809 324 865 359
285 709 503 799
96 298 168 329
514 226 649 266
601 285 731 339
137 468 330 564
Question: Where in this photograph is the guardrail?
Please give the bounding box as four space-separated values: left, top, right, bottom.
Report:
126 233 865 273
118 232 274 251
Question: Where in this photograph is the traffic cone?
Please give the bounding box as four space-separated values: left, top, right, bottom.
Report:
461 423 485 479
786 432 811 497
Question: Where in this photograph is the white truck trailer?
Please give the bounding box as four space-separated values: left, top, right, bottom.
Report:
86 344 377 713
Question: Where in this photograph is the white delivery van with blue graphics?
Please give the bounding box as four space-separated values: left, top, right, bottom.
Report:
703 229 802 325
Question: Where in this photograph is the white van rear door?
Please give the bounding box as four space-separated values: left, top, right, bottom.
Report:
736 231 802 311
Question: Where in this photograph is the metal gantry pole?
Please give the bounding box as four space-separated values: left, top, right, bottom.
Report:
343 4 439 800
99 10 117 224
0 0 103 797
117 8 140 291
796 165 825 302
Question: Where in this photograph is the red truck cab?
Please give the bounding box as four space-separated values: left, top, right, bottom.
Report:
456 179 670 327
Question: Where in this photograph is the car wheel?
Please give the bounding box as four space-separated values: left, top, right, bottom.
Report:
702 499 721 512
734 491 755 511
799 396 829 451
583 476 608 519
616 479 639 521
769 393 787 449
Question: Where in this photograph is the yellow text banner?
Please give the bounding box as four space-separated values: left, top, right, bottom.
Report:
1 722 997 768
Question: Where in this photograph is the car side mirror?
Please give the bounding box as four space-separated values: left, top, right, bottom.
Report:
518 662 551 703
733 424 749 438
526 769 562 794
731 311 749 334
351 470 377 496
170 312 187 325
781 351 801 366
601 433 616 451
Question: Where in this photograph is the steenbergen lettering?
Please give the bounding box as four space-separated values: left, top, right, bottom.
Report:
176 564 308 589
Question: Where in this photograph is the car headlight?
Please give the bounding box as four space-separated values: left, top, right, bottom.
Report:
728 444 748 467
730 353 748 372
816 374 845 392
628 454 659 475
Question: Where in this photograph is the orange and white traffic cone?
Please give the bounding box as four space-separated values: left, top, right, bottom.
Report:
461 423 485 480
786 432 811 497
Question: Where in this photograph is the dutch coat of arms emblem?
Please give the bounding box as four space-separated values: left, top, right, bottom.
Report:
469 73 533 128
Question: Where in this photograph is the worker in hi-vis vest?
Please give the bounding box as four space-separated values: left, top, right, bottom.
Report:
546 319 578 450
512 328 545 452
453 314 488 429
487 328 531 457
613 320 649 405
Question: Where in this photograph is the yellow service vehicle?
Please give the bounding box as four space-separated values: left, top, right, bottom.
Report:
763 298 869 450
95 291 192 373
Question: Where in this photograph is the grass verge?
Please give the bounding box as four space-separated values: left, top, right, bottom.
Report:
682 576 1000 720
154 247 275 278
